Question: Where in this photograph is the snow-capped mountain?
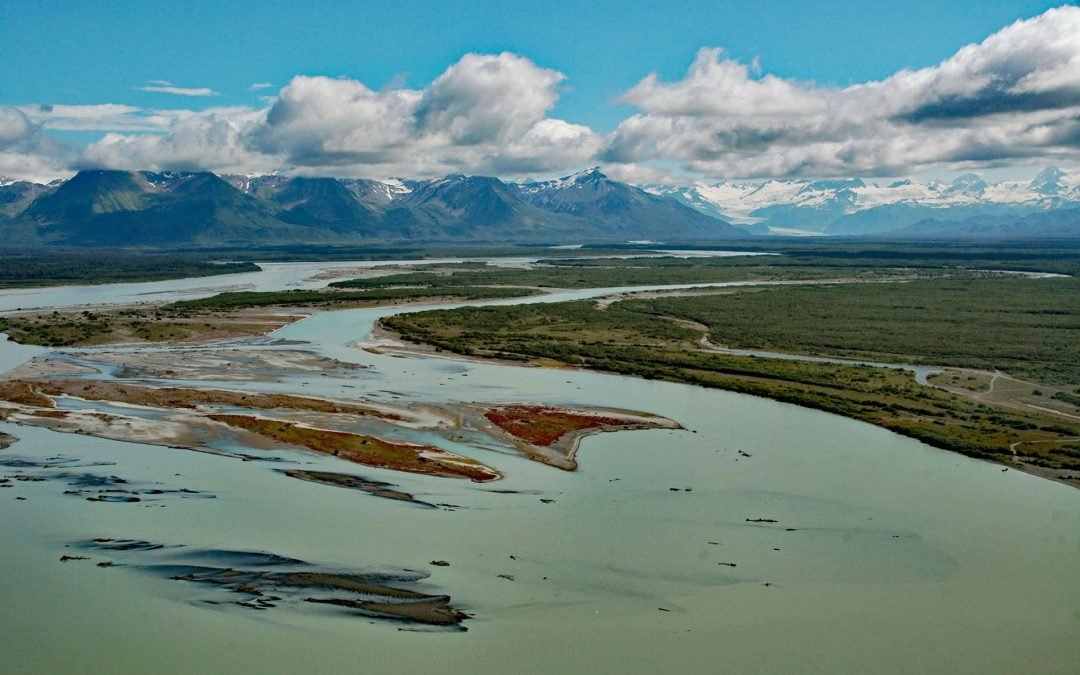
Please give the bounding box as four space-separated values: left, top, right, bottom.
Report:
645 167 1080 235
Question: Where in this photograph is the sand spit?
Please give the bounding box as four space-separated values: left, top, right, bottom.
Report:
81 348 360 382
6 349 362 383
281 469 436 506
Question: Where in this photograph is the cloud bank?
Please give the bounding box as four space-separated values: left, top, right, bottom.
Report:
606 5 1080 177
2 6 1079 182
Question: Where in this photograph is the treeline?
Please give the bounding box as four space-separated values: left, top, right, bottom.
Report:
330 260 907 291
0 249 259 288
590 241 1080 275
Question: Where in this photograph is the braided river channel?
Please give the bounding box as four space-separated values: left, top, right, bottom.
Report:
0 258 1077 674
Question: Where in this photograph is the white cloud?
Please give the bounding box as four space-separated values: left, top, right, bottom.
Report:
55 52 598 179
246 52 601 176
599 161 693 186
415 52 563 145
606 6 1080 178
6 8 1080 183
621 48 824 117
79 107 273 175
252 75 421 164
139 84 220 97
0 106 77 181
21 103 176 133
0 107 36 149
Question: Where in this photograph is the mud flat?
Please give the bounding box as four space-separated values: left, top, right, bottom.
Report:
75 540 471 628
6 349 364 383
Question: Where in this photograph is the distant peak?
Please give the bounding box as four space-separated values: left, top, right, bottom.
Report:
947 173 988 192
566 166 606 182
1030 166 1066 194
950 173 984 186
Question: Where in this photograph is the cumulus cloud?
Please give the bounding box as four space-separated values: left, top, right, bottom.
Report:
621 48 825 117
0 107 37 149
0 105 77 182
606 5 1080 178
79 107 274 175
5 8 1080 183
251 75 421 165
63 52 601 179
249 52 600 176
415 53 563 144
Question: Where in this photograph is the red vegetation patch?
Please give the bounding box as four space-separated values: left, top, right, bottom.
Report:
208 414 499 482
483 405 639 447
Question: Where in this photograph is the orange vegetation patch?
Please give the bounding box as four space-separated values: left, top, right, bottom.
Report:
209 414 500 482
483 405 644 447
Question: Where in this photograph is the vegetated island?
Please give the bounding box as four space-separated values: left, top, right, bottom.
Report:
0 377 678 480
379 274 1080 485
0 285 537 347
479 403 681 470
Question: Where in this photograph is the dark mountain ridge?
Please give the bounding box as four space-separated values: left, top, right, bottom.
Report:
2 168 745 247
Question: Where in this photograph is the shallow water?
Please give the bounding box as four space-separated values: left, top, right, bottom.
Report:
0 263 1077 674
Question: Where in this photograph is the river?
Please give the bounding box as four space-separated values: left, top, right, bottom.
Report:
0 260 1077 674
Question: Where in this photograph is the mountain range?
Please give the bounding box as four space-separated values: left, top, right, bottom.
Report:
0 168 743 248
1 166 1077 248
645 167 1080 238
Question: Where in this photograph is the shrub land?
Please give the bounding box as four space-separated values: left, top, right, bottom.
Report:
383 275 1080 477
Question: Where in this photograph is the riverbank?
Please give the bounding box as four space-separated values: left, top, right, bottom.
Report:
377 283 1080 486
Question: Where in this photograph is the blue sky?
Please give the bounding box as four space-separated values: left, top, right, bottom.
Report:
2 1 1078 182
